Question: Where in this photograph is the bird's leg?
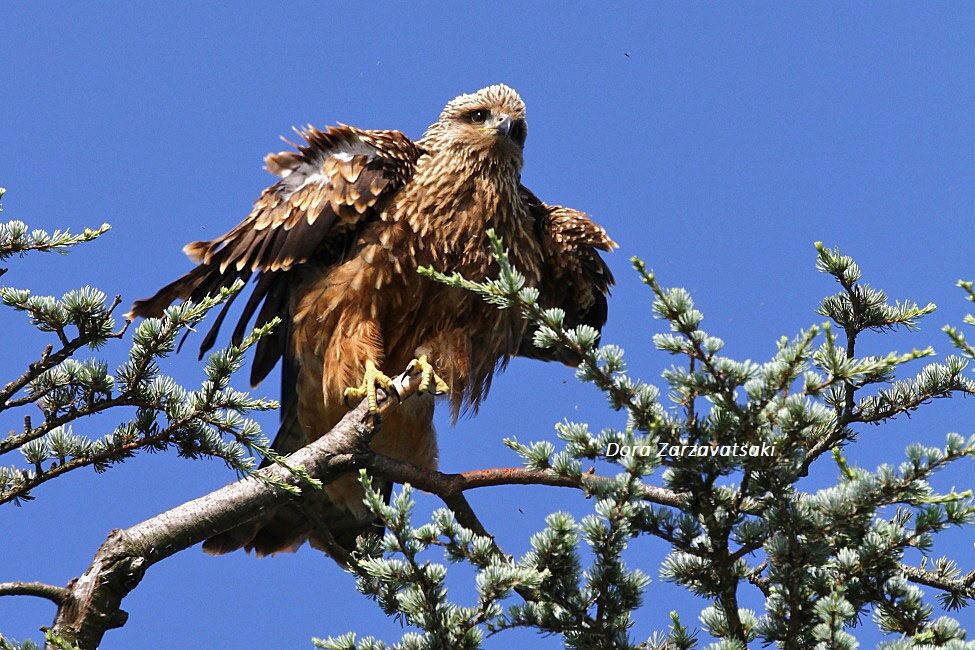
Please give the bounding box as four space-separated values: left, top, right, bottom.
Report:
406 354 449 395
344 359 397 415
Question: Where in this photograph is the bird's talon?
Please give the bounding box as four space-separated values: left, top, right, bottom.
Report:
344 360 396 414
408 355 449 395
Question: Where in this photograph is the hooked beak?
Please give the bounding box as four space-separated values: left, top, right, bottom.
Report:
495 115 514 139
494 115 526 147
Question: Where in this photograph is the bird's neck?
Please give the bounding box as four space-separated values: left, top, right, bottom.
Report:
398 148 538 279
411 147 524 227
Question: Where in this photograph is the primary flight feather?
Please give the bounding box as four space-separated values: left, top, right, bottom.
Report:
129 84 615 558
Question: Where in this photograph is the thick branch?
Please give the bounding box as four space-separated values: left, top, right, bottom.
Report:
44 368 423 649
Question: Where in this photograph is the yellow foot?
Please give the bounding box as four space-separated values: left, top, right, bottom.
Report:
408 354 449 395
344 359 396 414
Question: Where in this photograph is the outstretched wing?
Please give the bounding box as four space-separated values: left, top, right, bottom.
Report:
519 187 616 364
128 124 421 387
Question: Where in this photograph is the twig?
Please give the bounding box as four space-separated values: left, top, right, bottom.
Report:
901 563 975 599
0 296 125 413
746 561 770 597
296 501 354 567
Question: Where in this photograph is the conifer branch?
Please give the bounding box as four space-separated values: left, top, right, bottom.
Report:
40 365 601 649
0 189 109 264
0 297 126 412
900 563 975 600
30 375 682 649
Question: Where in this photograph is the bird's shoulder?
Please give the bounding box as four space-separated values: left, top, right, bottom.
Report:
264 124 421 187
518 185 616 260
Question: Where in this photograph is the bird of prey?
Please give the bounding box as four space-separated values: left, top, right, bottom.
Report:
129 84 615 558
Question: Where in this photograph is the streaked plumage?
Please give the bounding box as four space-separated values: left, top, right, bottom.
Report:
129 85 615 558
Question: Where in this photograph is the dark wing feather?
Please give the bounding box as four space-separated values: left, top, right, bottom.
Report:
249 277 289 387
518 186 616 364
128 125 421 387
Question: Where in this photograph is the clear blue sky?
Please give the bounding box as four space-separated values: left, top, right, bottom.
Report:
1 2 973 647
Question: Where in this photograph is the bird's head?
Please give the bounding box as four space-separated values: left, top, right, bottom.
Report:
419 84 527 162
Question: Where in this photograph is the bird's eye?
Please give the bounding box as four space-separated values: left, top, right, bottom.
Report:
468 109 490 124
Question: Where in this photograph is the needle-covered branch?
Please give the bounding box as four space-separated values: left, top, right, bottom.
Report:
0 286 285 505
0 189 109 268
900 562 975 606
381 231 975 648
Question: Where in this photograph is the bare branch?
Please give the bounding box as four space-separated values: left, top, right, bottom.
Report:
0 581 70 605
365 454 687 509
